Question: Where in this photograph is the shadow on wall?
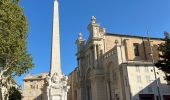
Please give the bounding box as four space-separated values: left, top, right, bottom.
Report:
132 78 170 100
33 83 46 100
33 94 42 100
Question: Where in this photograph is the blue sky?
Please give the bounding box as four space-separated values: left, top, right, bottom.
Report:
16 0 170 85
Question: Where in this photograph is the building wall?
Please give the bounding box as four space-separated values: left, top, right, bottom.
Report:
68 17 170 100
67 68 79 100
22 73 48 100
103 36 169 100
126 64 170 100
105 34 163 61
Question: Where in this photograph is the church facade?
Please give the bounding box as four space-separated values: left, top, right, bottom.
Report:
67 16 170 100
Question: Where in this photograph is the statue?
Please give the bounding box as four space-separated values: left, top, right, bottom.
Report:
51 72 60 84
45 0 70 99
91 16 96 24
45 73 70 100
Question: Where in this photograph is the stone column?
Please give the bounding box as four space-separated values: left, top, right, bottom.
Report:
46 0 69 100
92 75 106 100
93 44 98 68
50 0 61 76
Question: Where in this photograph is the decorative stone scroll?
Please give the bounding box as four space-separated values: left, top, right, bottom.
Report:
45 73 70 100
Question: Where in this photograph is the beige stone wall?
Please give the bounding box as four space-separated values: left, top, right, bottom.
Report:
22 73 48 100
102 42 170 100
127 64 170 100
105 34 164 61
105 35 122 52
67 68 79 100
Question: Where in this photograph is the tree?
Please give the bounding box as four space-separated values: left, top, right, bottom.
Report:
0 0 34 99
8 86 22 100
155 31 170 81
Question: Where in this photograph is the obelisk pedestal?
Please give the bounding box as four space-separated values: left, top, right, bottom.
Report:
45 0 69 100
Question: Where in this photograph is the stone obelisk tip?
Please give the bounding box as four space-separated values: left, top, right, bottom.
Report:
50 0 61 76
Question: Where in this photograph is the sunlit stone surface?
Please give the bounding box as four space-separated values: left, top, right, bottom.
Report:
45 0 69 100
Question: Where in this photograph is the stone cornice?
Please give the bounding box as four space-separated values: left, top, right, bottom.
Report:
106 33 163 40
122 60 154 66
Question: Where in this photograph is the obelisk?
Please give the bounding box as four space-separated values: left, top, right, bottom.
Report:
46 0 69 100
50 0 61 76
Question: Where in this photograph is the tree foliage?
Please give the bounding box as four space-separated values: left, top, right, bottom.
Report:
0 0 33 99
8 86 22 100
155 32 170 81
0 0 33 77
